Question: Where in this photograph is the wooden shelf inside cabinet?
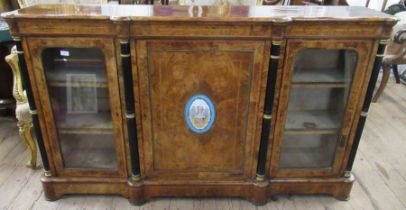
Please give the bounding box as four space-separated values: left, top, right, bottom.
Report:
45 66 107 85
284 110 341 135
57 113 113 135
48 81 108 88
291 68 351 88
59 127 113 135
291 82 348 88
53 58 104 64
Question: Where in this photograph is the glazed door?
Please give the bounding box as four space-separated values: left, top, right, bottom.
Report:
28 38 126 178
270 40 373 177
134 40 268 180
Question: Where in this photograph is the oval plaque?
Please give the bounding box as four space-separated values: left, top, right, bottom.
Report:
184 94 216 134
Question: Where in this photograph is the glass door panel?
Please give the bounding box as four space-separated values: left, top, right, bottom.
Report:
279 49 357 170
42 48 117 169
280 134 338 168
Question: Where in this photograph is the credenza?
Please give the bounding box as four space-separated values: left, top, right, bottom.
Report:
2 4 397 205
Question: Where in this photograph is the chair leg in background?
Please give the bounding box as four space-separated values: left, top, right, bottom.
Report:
17 121 37 169
373 63 391 102
392 64 400 84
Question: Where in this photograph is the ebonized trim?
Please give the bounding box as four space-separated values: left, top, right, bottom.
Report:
15 40 51 171
121 41 135 114
346 40 386 171
120 40 141 177
256 41 281 177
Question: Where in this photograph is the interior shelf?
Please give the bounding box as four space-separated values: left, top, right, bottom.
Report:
57 112 113 134
54 58 104 65
46 67 107 84
48 81 108 88
292 68 351 84
284 129 338 135
284 110 342 134
291 82 348 88
59 127 113 135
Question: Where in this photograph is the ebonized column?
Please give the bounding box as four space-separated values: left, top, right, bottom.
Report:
344 39 388 177
120 39 141 181
256 40 281 181
14 37 51 176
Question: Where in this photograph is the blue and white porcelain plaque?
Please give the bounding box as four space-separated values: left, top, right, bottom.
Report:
184 94 216 134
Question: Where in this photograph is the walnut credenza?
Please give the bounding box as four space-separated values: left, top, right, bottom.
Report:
2 4 397 205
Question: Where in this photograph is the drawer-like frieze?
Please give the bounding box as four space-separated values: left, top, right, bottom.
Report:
131 22 272 38
17 19 115 36
287 22 393 38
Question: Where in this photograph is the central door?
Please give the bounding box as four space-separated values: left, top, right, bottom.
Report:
134 40 268 180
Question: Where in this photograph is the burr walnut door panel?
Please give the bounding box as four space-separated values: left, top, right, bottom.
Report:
134 40 268 180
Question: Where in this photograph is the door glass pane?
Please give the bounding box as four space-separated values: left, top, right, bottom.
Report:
279 48 357 169
42 48 117 169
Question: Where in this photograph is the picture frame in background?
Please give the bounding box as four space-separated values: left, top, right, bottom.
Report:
66 73 98 114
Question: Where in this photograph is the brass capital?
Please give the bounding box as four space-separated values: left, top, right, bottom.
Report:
255 174 265 182
44 170 52 177
344 170 352 178
119 40 129 44
270 55 280 60
12 36 21 42
272 40 282 46
131 174 141 182
126 113 135 119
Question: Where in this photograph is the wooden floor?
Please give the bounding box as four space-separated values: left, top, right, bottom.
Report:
0 81 405 210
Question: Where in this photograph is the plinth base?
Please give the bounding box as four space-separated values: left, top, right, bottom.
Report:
41 175 354 205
